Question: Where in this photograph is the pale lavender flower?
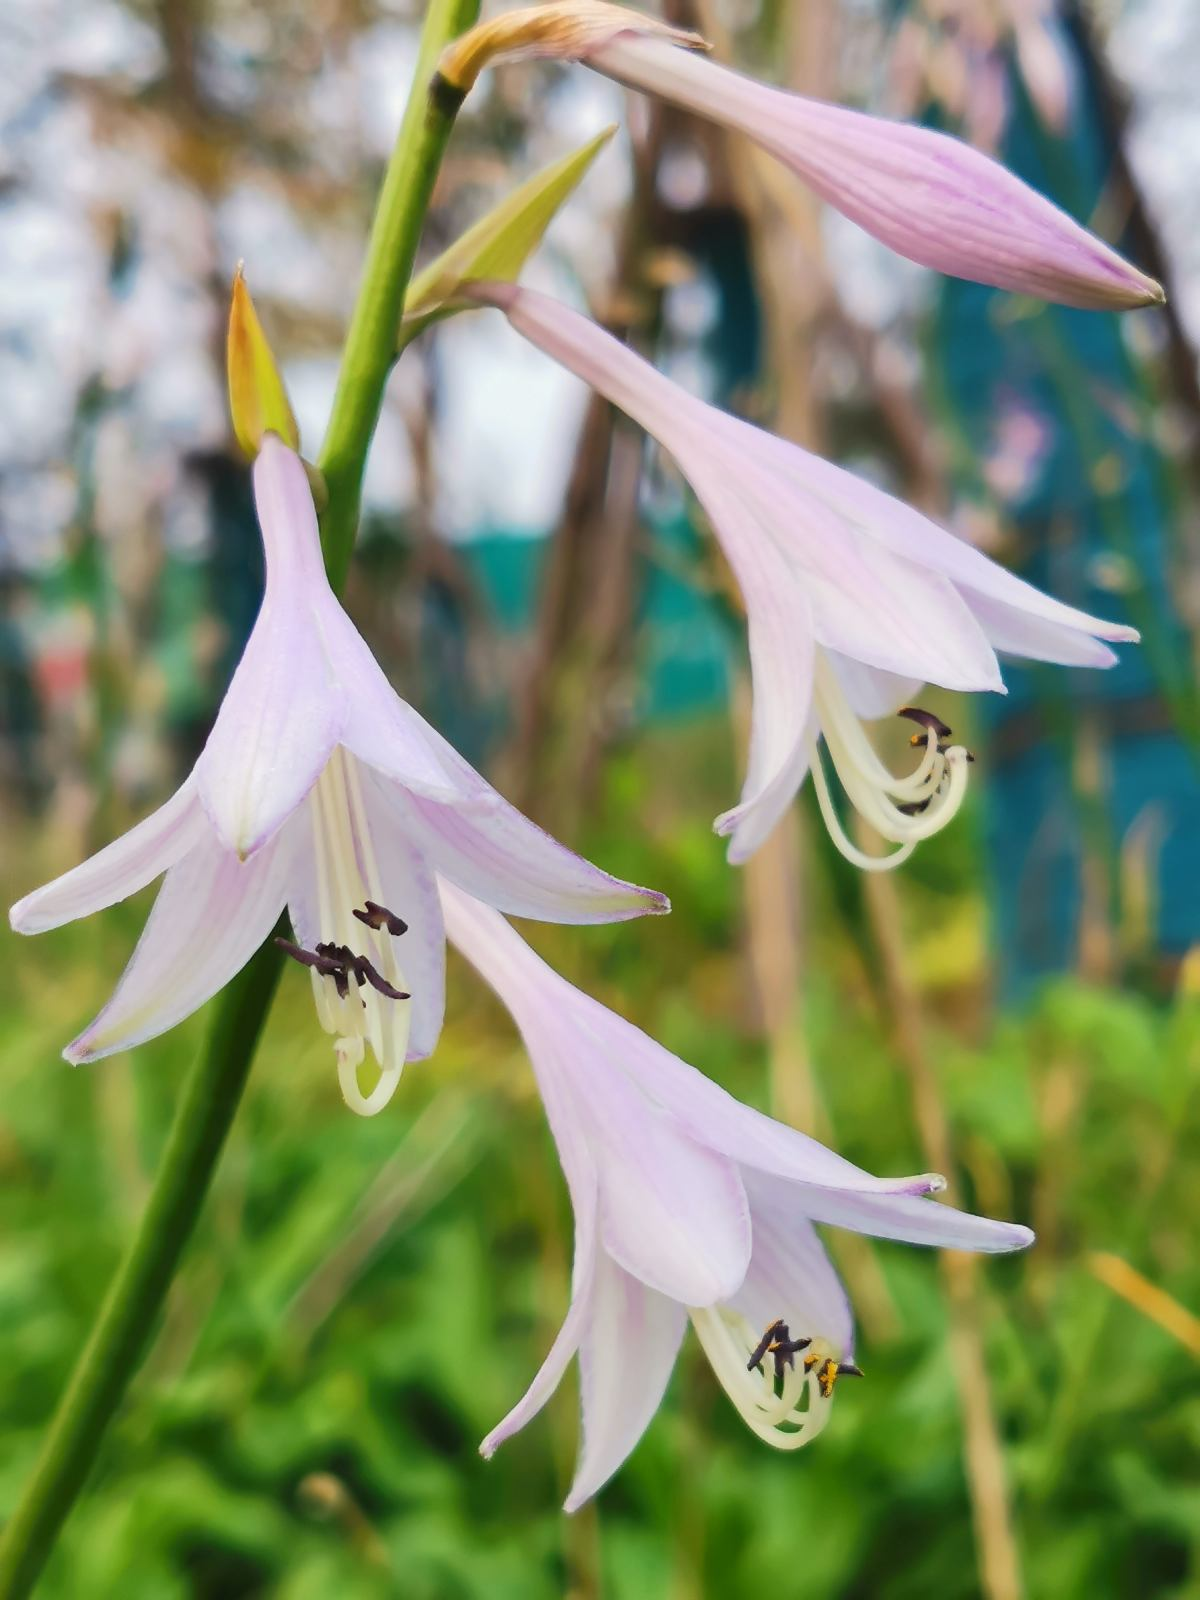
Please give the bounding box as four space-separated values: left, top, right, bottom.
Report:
442 880 1032 1509
10 437 666 1114
471 282 1138 869
440 7 1157 305
586 27 1161 310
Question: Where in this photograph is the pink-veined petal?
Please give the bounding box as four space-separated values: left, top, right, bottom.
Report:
196 439 343 856
559 988 946 1201
680 420 1004 692
335 658 481 804
466 886 604 1457
738 425 1139 654
564 1253 687 1512
384 782 668 924
441 879 600 1232
799 1186 1034 1253
797 535 1002 691
10 777 207 935
732 1171 855 1359
577 1060 750 1307
964 587 1122 668
489 284 1134 683
442 884 748 1304
694 473 817 864
67 822 294 1063
593 36 1162 310
480 1157 601 1459
826 653 924 720
196 438 471 857
196 604 341 859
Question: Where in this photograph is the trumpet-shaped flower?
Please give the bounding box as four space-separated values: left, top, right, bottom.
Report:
10 436 667 1114
444 5 1160 309
471 283 1138 867
441 880 1032 1509
591 31 1163 308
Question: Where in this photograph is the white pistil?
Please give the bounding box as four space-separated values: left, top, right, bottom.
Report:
809 652 972 872
309 749 411 1116
689 1307 840 1450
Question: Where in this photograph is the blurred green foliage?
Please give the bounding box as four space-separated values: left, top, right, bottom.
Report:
2 725 1199 1599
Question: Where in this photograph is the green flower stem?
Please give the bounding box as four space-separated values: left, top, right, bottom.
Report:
0 6 478 1593
319 0 482 593
0 937 284 1600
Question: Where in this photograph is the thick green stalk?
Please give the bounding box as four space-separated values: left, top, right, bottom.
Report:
0 938 284 1600
319 0 481 592
0 6 477 1593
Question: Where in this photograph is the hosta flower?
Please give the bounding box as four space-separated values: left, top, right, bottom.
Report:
442 881 1031 1508
471 282 1138 868
10 436 666 1114
441 3 1161 310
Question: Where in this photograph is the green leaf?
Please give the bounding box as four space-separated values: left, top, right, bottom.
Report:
401 125 616 336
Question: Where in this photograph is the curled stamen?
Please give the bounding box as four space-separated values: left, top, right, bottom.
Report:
898 706 953 741
277 937 351 996
690 1308 846 1451
289 937 412 1003
303 751 413 1117
808 655 975 871
746 1318 785 1373
353 900 409 936
352 955 410 1001
747 1318 812 1380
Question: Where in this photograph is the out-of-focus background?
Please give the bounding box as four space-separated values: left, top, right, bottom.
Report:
3 1 1200 1595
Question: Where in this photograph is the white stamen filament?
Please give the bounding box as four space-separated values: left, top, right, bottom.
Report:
309 748 411 1116
810 653 971 872
689 1307 839 1450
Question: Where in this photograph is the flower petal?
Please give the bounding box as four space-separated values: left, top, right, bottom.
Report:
564 1253 686 1512
732 1171 855 1359
474 899 603 1459
740 427 1138 655
492 284 1134 687
10 777 207 934
798 1187 1034 1253
573 998 946 1200
67 823 294 1063
480 1161 600 1460
964 588 1122 669
594 36 1163 309
579 1064 750 1307
196 609 341 859
442 884 748 1304
826 653 923 720
336 666 480 804
696 477 818 864
286 770 447 1061
385 782 668 924
196 440 342 855
692 430 1004 691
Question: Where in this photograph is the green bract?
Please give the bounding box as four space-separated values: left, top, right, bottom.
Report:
401 125 615 337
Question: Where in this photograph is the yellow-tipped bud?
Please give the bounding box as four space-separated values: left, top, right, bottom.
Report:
227 265 300 461
436 2 707 97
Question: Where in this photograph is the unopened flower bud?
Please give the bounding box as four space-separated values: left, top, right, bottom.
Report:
227 265 300 461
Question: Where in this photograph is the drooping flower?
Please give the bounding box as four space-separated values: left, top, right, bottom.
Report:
438 3 1161 310
10 436 667 1114
441 880 1032 1509
469 281 1138 868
